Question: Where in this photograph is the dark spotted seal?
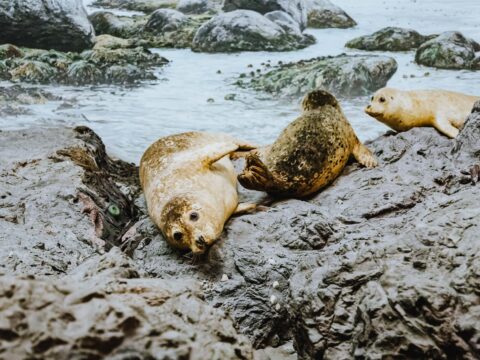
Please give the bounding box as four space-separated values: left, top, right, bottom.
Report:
238 90 377 198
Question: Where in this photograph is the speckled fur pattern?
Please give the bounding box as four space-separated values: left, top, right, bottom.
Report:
365 87 480 138
140 131 254 253
238 90 377 198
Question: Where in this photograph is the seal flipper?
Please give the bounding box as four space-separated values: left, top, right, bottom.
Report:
238 152 275 192
202 142 241 167
434 115 460 138
352 140 378 168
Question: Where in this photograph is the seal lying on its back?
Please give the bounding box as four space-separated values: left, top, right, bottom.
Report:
238 90 377 198
365 88 479 138
140 132 256 254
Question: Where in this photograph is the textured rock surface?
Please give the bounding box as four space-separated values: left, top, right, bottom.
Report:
0 85 61 116
304 0 356 29
222 0 307 30
92 0 178 13
239 54 398 98
0 0 94 52
89 11 147 39
192 10 314 53
176 0 215 14
415 31 480 70
0 44 168 85
346 27 434 51
145 8 188 33
1 104 480 358
0 248 253 359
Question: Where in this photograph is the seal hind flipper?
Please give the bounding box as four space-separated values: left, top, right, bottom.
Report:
352 139 378 168
202 142 241 167
238 152 275 192
433 115 460 138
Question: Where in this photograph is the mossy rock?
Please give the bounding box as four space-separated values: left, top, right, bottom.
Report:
67 61 104 85
9 61 58 83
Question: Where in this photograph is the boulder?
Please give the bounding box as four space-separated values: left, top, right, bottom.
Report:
144 8 188 33
2 102 480 357
346 27 434 51
265 11 302 37
415 31 480 70
89 11 147 39
222 0 307 30
0 0 94 52
91 0 178 13
241 54 398 98
304 0 356 29
192 10 315 53
176 0 214 14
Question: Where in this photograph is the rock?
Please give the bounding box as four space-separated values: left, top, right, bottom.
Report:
304 0 356 29
2 103 480 357
0 47 168 85
242 54 398 98
346 27 434 51
93 34 144 50
222 0 307 30
89 11 147 39
91 0 178 13
415 31 480 70
176 0 214 14
192 10 315 53
265 11 302 37
0 0 94 52
0 44 24 60
0 249 253 359
0 85 61 116
145 8 188 33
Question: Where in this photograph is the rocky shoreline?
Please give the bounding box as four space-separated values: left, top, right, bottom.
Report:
1 102 479 358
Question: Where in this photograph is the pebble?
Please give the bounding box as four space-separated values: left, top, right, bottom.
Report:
272 281 279 289
221 274 229 281
270 295 277 304
275 303 281 311
268 258 276 265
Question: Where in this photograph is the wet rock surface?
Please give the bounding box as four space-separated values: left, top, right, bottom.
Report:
0 0 94 52
92 0 178 13
192 10 315 53
304 0 356 29
0 248 253 359
1 104 480 358
176 0 216 15
239 54 398 98
415 31 480 70
0 85 61 116
346 27 434 52
0 44 168 85
222 0 307 30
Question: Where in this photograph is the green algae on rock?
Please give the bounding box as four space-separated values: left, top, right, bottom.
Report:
240 54 398 98
0 44 168 85
92 0 178 13
346 27 435 52
415 31 480 70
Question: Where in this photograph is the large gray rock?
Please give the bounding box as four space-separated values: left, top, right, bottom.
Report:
222 0 307 30
144 8 188 33
0 0 94 52
92 0 178 13
265 11 302 37
192 10 314 53
240 54 398 98
415 31 480 70
304 0 356 29
2 104 480 358
346 27 434 51
0 248 253 359
89 11 147 39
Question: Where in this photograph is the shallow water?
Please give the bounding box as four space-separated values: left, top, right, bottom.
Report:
1 0 479 163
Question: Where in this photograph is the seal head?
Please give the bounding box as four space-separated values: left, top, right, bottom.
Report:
160 193 221 254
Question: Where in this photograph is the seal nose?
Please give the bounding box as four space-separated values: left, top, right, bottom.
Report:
196 235 206 249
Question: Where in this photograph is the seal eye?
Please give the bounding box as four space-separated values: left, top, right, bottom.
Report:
379 97 386 103
189 212 199 222
371 96 374 101
173 231 183 242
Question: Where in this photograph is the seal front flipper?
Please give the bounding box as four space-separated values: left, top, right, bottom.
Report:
238 152 275 192
434 115 460 138
352 139 378 168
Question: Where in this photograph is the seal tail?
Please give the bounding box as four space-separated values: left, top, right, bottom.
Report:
238 152 274 192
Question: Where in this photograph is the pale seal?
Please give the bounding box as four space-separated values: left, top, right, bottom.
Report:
140 132 256 254
365 87 479 138
238 90 377 198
